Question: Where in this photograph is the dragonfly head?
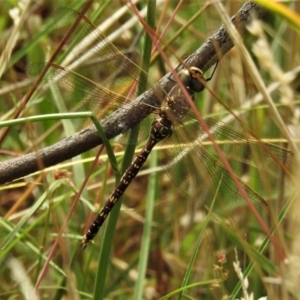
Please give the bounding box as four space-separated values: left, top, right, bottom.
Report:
177 66 205 93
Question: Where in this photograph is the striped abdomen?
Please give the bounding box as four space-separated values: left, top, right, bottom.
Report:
81 116 173 248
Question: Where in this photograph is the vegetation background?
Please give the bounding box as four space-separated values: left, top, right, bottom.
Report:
0 1 300 299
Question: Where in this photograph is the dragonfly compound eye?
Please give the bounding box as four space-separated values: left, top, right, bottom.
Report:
177 67 205 93
188 66 205 93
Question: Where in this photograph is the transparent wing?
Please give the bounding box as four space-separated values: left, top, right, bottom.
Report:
27 8 162 131
160 115 292 226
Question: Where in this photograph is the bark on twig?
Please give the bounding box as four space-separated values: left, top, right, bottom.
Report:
0 2 265 185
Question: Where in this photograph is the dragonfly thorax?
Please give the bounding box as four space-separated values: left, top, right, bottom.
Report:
162 84 194 124
160 66 204 124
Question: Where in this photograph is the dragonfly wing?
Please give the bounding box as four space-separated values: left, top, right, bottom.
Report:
27 8 164 132
160 115 291 226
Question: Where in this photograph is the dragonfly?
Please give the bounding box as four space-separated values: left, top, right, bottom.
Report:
27 8 293 248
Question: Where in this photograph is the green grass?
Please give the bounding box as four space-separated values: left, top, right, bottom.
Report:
0 1 300 300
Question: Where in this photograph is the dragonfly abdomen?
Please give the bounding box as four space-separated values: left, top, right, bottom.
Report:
81 117 174 248
81 67 204 248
